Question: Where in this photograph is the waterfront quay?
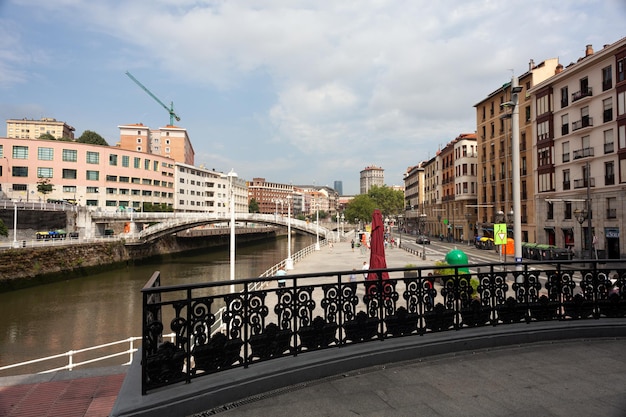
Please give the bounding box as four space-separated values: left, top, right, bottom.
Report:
2 238 626 416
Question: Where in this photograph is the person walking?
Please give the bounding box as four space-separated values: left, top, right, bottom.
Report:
351 239 355 252
362 261 369 279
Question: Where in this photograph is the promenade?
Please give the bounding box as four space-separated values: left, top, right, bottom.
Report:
2 237 626 416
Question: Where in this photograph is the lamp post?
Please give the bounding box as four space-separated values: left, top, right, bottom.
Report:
285 195 294 270
398 214 403 248
228 169 238 293
574 208 588 259
12 202 18 248
340 213 345 235
419 213 427 259
465 212 471 246
315 204 320 250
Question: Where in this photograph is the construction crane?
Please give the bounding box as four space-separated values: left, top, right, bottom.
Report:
125 71 181 126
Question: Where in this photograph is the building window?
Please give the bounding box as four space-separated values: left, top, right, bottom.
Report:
564 202 572 220
86 200 98 206
144 159 150 170
604 129 615 153
12 166 28 177
547 202 553 220
603 98 613 123
603 65 613 91
63 149 77 162
86 151 100 164
122 155 129 167
618 57 625 83
38 147 53 160
134 157 141 168
563 169 570 190
0 144 3 158
37 167 53 178
86 187 99 193
562 141 570 163
106 175 118 182
605 161 615 186
63 169 77 179
119 176 129 183
560 86 568 108
137 138 142 143
131 177 140 184
86 170 99 181
561 114 569 136
607 197 617 218
12 146 28 159
109 154 118 166
136 146 142 152
106 188 117 194
618 91 626 117
153 161 159 171
12 184 27 191
63 186 76 193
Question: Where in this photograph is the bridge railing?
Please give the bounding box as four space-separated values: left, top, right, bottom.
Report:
140 258 626 394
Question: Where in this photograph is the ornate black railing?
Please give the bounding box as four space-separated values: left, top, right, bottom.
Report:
140 260 626 394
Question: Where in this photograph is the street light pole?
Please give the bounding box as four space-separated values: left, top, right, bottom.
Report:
13 202 18 248
315 204 320 250
228 169 238 293
510 76 523 267
286 195 294 270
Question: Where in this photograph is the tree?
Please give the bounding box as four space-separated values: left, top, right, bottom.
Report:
343 194 376 225
38 133 56 141
37 177 54 198
249 198 260 213
0 219 7 237
77 130 109 146
368 185 405 218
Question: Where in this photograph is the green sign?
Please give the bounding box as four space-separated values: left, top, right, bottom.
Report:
494 223 507 245
443 219 448 225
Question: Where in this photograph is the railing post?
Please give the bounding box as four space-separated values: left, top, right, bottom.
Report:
68 350 74 371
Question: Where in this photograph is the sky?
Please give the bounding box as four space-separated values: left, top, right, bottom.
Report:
1 1 625 195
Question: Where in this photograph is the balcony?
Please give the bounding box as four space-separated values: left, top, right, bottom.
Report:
573 147 594 160
573 177 595 189
572 87 593 102
607 208 617 219
605 174 615 186
572 116 593 132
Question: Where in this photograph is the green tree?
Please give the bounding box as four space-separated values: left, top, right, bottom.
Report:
77 130 109 146
249 198 260 213
38 133 56 141
343 194 376 225
368 185 405 218
0 219 8 237
37 177 54 198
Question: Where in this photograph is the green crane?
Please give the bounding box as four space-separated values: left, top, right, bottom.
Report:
125 71 181 126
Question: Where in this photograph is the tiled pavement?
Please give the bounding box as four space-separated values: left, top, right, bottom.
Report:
0 366 125 416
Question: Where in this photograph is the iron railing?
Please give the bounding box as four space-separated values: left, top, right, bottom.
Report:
140 259 626 394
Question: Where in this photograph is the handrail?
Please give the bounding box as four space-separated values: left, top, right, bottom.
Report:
0 334 175 375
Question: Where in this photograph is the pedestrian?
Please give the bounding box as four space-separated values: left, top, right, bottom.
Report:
351 239 355 252
276 268 287 288
362 261 369 279
349 268 357 282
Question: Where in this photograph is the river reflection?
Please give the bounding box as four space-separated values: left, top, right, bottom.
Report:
0 234 314 374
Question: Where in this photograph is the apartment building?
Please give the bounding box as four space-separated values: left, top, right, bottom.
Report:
0 137 175 209
475 58 559 243
118 123 195 166
529 39 626 259
359 165 384 194
403 163 425 233
6 118 75 140
247 177 295 215
175 163 248 215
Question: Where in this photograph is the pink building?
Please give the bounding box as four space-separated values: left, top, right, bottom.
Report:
0 138 175 210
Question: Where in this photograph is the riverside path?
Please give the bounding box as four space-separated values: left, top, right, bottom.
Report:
3 237 626 416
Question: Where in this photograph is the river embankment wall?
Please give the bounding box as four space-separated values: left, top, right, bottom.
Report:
0 229 278 292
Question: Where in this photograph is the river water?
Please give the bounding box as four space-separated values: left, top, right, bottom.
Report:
0 234 314 375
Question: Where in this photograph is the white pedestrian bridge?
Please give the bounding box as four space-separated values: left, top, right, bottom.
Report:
89 211 332 244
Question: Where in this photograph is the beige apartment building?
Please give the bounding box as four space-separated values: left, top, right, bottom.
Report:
529 39 626 259
118 123 195 166
6 117 75 140
474 58 559 244
359 165 384 194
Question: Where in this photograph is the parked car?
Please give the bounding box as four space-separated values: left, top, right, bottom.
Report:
416 235 431 244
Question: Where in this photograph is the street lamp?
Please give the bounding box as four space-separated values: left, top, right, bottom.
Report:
12 202 18 248
340 213 345 235
397 214 403 248
315 203 320 251
285 195 294 270
419 213 427 260
228 169 238 293
574 208 588 259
